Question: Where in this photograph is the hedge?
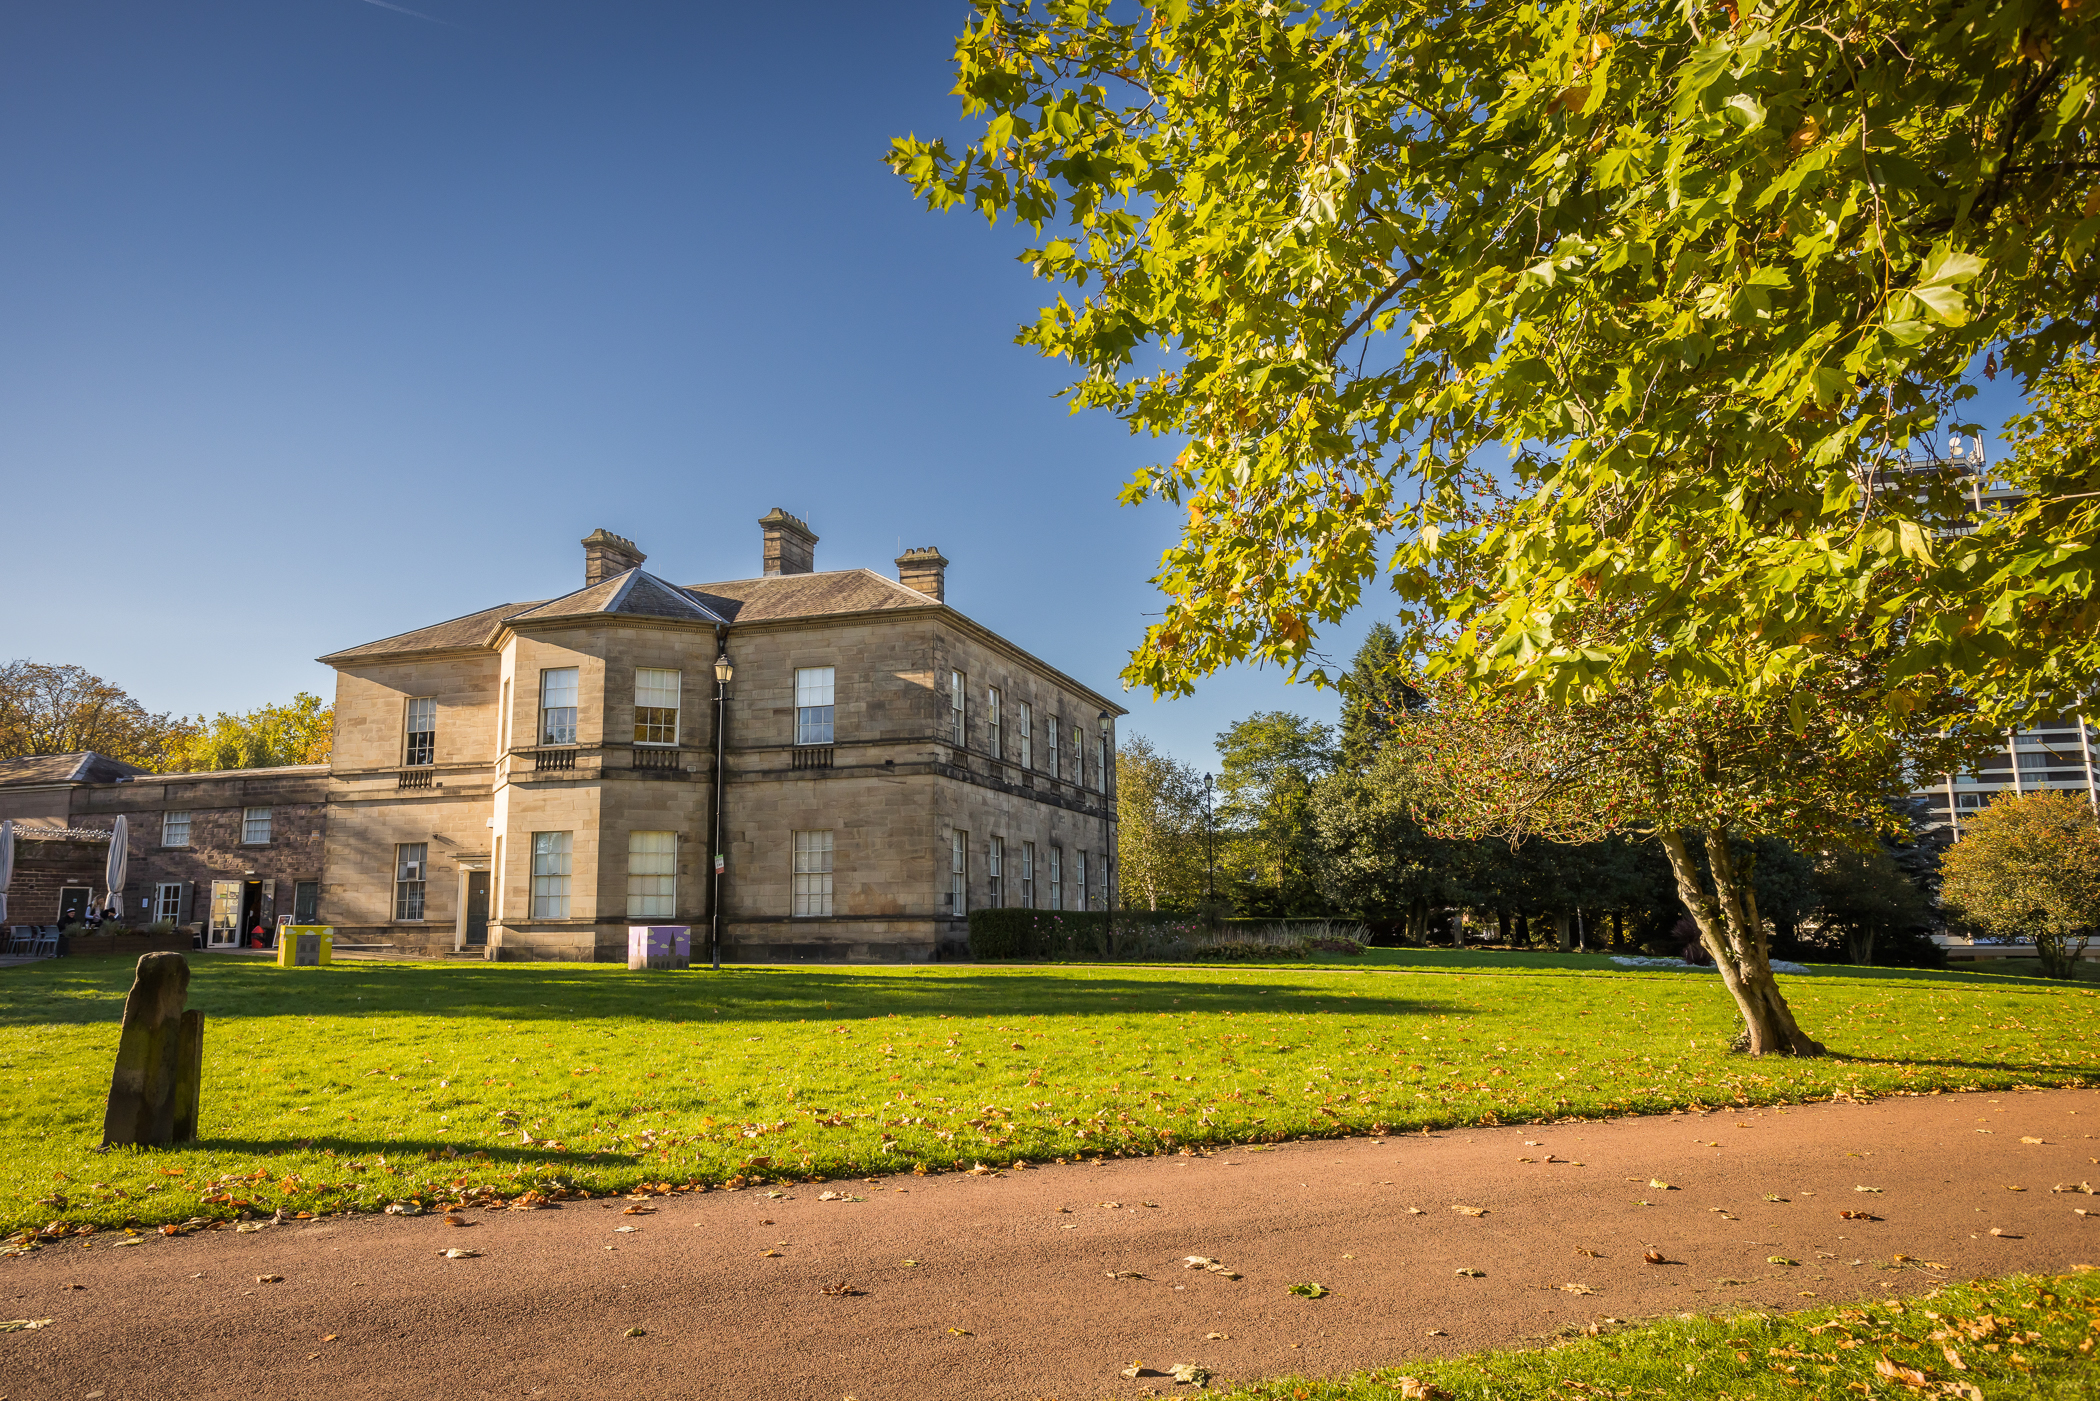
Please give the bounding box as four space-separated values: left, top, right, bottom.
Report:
965 909 1350 961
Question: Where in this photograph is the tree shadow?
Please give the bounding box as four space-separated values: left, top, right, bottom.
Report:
144 1136 626 1168
0 960 1459 1029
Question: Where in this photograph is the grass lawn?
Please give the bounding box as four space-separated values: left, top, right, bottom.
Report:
2 954 2096 1235
1211 1270 2100 1400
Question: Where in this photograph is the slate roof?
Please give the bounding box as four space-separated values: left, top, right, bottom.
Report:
683 569 940 624
0 753 149 788
509 569 728 625
317 599 549 664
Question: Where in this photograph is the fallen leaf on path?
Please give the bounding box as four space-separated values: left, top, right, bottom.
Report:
1559 1283 1595 1295
1205 1332 1229 1340
1764 1194 1788 1202
321 1334 337 1342
2004 1185 2027 1192
623 1327 645 1338
901 1259 919 1267
234 1223 268 1233
1854 1186 1884 1194
621 1206 654 1216
761 1250 783 1257
1649 1180 1674 1190
1454 1268 1484 1277
1106 1271 1145 1280
0 1319 53 1332
1642 1250 1666 1265
1837 1210 1880 1221
1452 1205 1488 1217
1406 1207 1425 1215
614 1226 639 1234
438 1248 480 1259
1768 1257 1799 1266
256 1275 284 1284
821 1281 864 1296
443 1214 472 1228
1990 1228 2021 1238
2052 1182 2095 1195
1169 1364 1212 1385
2021 1137 2046 1144
1287 1282 1329 1298
947 1327 973 1337
1575 1248 1602 1258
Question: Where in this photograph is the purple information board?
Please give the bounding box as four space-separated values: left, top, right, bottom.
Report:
626 925 692 971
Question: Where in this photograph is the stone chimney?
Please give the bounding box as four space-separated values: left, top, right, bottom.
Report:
581 529 647 587
759 508 818 576
895 546 948 602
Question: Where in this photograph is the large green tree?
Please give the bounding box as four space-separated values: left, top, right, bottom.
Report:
0 660 195 772
1941 790 2100 980
1115 733 1208 910
173 692 334 772
893 0 2099 718
1215 711 1336 915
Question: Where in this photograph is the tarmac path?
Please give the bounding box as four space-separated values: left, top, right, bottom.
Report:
3 1088 2097 1401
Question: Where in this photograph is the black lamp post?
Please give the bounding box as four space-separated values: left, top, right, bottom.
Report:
1099 710 1114 950
709 645 734 971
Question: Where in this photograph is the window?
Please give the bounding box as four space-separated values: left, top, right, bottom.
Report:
987 687 1002 760
1072 724 1085 785
1019 702 1034 769
242 807 272 844
1076 850 1089 910
988 835 1004 906
634 669 681 746
540 667 579 746
627 830 677 918
162 811 191 847
1047 716 1060 777
1048 846 1062 910
154 882 184 922
950 829 968 915
401 697 437 767
1021 841 1036 908
395 843 427 921
795 666 835 746
500 678 512 751
792 830 834 917
951 670 967 746
531 831 572 918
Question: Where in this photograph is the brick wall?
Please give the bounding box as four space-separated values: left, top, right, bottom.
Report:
5 836 109 924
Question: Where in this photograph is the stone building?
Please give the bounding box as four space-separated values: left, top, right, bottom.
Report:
1 514 1124 963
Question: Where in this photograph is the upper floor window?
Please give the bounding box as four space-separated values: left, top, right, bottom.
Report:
950 670 967 746
634 668 681 746
1072 723 1084 784
1047 715 1061 776
404 697 436 766
540 667 579 746
162 811 191 847
792 829 834 917
1018 702 1034 769
242 807 272 844
987 687 1003 759
795 666 835 746
395 843 427 920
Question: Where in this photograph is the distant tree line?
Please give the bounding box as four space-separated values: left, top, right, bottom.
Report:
0 659 331 773
1116 626 1953 969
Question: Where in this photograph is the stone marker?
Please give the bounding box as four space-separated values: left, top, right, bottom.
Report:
101 952 204 1147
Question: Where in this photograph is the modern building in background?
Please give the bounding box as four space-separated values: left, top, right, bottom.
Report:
1901 435 2100 843
0 514 1123 961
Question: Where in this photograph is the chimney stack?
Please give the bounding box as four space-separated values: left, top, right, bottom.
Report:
895 546 948 602
581 528 646 587
759 508 817 576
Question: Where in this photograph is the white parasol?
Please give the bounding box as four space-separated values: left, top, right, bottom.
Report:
104 814 128 915
0 818 12 925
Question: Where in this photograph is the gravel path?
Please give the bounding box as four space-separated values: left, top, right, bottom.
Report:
3 1088 2096 1401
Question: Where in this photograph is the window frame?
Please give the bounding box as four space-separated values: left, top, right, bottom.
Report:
394 842 428 921
241 807 272 845
987 686 1002 760
1021 840 1036 908
539 667 580 747
1048 845 1063 910
531 831 573 918
627 829 677 918
1076 849 1088 910
633 668 682 747
950 828 968 915
951 670 967 747
161 810 191 848
1018 701 1034 769
403 696 437 767
988 834 1004 906
1047 715 1060 777
791 829 835 918
154 881 184 923
794 666 836 747
1072 723 1085 786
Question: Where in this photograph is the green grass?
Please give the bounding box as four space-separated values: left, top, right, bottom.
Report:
2 956 2095 1234
1211 1270 2100 1400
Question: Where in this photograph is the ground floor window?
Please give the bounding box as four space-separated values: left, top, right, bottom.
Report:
628 830 676 918
532 832 572 918
1048 846 1062 911
792 829 834 917
988 836 1003 906
949 830 968 915
1075 850 1088 911
1021 841 1036 908
154 882 184 923
395 843 428 921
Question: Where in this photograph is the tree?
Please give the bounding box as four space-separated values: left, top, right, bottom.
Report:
894 1 2100 725
172 692 334 772
1310 741 1455 938
1115 733 1207 910
1337 623 1423 770
1810 845 1932 967
1215 711 1336 915
1940 791 2100 980
1394 647 1980 1053
0 660 196 771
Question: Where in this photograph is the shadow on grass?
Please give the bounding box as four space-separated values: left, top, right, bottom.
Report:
0 961 1458 1030
135 1136 626 1168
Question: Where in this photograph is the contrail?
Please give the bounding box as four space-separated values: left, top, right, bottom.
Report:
357 0 462 27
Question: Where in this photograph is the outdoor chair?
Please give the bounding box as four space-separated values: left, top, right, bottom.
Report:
27 927 60 959
4 926 33 957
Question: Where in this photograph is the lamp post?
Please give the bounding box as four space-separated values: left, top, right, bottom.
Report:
1203 772 1215 903
1099 711 1114 952
709 646 734 971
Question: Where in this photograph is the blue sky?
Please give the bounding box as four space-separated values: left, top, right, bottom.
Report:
0 2 2030 775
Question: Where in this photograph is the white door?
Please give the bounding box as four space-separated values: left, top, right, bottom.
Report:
208 880 242 947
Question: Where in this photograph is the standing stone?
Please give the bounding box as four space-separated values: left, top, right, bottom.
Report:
101 953 203 1147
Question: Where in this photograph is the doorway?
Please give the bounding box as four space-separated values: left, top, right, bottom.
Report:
464 871 490 946
58 887 91 926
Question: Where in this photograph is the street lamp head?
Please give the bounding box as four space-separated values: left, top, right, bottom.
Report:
714 651 735 685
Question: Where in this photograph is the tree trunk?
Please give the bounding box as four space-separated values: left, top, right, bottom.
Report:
1657 829 1824 1057
1452 909 1465 947
1554 911 1572 952
1515 912 1530 945
1844 925 1876 967
1496 908 1509 943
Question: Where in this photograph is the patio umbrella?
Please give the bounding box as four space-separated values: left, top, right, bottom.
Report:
0 819 12 925
104 814 128 915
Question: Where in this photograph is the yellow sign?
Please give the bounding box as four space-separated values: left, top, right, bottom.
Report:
276 926 334 968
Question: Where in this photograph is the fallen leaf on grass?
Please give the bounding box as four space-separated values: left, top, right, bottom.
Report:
437 1248 480 1260
1452 1205 1488 1217
1875 1355 1929 1387
1287 1282 1329 1298
1397 1379 1448 1400
1944 1346 1967 1371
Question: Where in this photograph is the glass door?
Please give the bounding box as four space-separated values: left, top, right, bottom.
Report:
208 880 242 947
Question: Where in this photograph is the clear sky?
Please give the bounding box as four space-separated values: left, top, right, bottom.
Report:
0 2 2029 775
